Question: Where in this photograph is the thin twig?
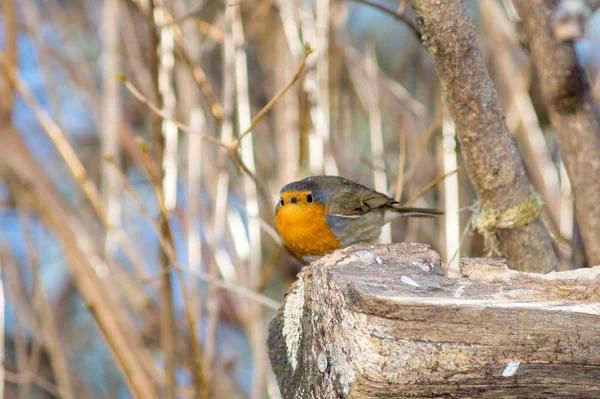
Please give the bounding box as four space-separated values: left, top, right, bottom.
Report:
142 265 280 311
19 207 75 398
394 134 407 202
406 167 461 207
4 370 61 398
254 246 282 294
162 0 207 26
231 43 314 151
404 110 443 182
120 74 229 149
163 8 224 123
348 0 422 40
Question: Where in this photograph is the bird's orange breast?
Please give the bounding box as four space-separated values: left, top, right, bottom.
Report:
276 201 340 257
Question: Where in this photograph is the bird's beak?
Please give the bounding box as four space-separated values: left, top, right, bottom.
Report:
290 197 297 204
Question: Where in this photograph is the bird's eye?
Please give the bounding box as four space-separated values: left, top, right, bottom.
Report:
279 197 284 207
307 194 314 204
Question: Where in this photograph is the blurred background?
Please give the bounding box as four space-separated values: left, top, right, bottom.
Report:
0 0 599 397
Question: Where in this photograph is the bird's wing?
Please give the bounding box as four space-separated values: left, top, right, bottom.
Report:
327 185 393 216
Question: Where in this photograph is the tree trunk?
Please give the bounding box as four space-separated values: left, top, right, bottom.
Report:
268 243 600 398
409 0 558 273
512 0 600 267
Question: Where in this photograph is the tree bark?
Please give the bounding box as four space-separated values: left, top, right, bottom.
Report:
409 0 558 273
268 243 600 398
512 0 600 267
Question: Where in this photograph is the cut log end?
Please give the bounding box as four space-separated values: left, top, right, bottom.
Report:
268 243 600 398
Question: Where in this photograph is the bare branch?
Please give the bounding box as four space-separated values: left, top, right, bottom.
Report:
410 0 558 272
513 0 600 266
348 0 422 40
552 0 600 41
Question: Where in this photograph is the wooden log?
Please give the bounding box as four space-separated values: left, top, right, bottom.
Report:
267 243 600 398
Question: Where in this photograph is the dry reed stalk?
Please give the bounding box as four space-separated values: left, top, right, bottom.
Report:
227 210 252 268
166 13 224 123
231 7 268 398
203 2 237 378
152 4 178 397
278 0 304 59
274 30 300 186
21 0 63 126
559 161 574 241
345 46 395 215
30 33 149 173
394 134 407 202
365 44 391 242
403 110 442 182
31 273 75 399
101 0 123 261
4 371 61 398
315 0 338 175
3 261 31 399
175 0 205 279
18 209 76 399
129 0 224 124
440 107 461 276
121 1 158 102
185 89 205 355
0 236 37 399
245 0 276 38
343 46 427 118
299 6 325 174
156 9 179 214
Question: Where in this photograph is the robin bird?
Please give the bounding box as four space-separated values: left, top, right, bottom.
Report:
275 175 443 262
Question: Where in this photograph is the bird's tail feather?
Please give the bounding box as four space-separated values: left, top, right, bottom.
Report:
388 204 444 217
